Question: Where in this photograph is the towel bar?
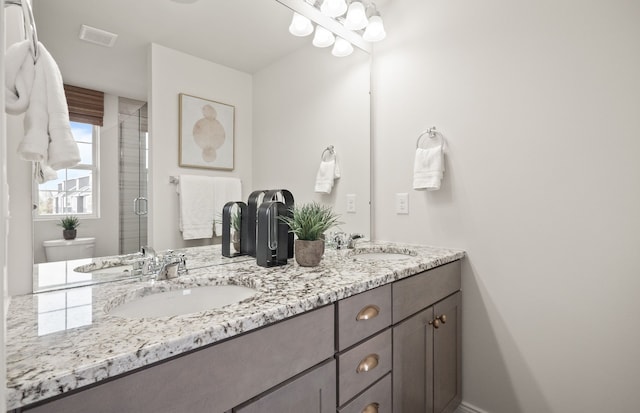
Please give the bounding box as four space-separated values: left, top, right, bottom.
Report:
4 0 39 61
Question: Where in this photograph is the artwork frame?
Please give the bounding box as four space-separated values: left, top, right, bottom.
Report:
178 93 235 170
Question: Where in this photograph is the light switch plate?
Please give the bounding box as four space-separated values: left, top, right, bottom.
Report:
346 194 356 213
396 193 409 214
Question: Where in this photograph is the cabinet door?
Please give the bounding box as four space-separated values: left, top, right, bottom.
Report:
392 307 434 413
433 292 461 413
234 360 336 413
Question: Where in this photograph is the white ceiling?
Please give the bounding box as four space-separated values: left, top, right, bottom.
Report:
32 0 309 100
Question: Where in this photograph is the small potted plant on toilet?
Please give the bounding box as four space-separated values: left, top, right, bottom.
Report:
58 215 80 240
280 202 341 267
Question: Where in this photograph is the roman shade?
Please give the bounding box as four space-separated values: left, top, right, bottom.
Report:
64 84 104 126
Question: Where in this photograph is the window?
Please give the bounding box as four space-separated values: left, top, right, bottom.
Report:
35 121 99 218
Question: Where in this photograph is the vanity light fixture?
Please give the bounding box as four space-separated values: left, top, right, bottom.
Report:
320 0 347 18
313 25 336 48
331 36 354 57
279 0 385 58
343 0 368 30
362 8 385 41
289 12 314 37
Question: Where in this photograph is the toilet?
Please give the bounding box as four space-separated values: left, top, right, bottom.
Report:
43 237 96 262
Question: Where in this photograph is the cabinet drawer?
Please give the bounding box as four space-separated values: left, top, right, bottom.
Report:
338 373 391 413
234 360 336 413
392 260 461 323
337 329 392 406
337 284 391 351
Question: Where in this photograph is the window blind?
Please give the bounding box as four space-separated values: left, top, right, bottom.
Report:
64 84 105 126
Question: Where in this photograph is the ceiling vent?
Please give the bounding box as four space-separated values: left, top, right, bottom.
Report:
79 25 118 47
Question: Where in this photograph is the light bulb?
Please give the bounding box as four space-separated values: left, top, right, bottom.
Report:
331 37 354 57
363 15 386 42
320 0 347 18
312 26 335 48
288 12 313 37
344 1 368 30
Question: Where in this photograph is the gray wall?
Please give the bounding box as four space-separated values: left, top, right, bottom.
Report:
372 0 640 412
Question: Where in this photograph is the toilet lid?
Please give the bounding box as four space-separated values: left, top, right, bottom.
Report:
43 237 96 247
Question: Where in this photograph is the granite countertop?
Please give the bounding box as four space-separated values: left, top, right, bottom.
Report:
6 241 464 410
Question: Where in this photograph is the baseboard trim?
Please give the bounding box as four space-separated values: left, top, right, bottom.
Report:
456 401 490 413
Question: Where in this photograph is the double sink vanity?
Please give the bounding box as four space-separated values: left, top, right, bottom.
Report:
6 241 465 413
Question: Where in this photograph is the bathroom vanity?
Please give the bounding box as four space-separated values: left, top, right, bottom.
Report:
6 242 464 413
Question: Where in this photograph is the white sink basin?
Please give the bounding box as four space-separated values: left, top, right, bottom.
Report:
109 285 258 318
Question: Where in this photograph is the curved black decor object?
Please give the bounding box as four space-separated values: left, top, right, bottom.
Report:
247 190 268 257
263 189 295 259
256 201 289 267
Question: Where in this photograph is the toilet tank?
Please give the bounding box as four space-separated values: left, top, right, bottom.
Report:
43 237 96 262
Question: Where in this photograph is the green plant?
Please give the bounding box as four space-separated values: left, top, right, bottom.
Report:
57 215 80 230
231 211 242 232
215 211 242 232
279 202 342 241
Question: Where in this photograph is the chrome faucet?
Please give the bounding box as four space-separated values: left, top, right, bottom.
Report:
138 245 159 276
333 232 365 249
347 233 364 249
156 251 188 280
137 247 187 280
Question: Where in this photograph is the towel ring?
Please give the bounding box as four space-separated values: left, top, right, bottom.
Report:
321 145 336 161
416 127 439 148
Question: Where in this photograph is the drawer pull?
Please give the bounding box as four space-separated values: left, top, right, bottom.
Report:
356 354 379 373
362 402 380 413
356 305 380 321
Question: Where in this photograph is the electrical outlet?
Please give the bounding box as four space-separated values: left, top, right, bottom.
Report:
396 193 409 214
346 194 356 213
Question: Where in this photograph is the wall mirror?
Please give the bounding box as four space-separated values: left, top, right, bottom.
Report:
29 0 371 291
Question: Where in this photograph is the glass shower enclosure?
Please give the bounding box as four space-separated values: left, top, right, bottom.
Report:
118 98 148 254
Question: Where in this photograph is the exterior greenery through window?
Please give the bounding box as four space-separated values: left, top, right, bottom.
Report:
36 121 99 218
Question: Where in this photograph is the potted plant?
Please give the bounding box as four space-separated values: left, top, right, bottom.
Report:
58 215 80 240
280 202 341 267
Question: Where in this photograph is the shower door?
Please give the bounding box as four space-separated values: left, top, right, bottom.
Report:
119 98 148 254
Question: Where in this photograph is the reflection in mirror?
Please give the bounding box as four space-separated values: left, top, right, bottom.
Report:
29 0 371 292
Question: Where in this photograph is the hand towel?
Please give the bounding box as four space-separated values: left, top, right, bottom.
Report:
8 41 80 177
315 158 340 194
38 44 81 170
211 177 242 236
4 40 35 115
33 161 58 184
413 145 444 191
19 43 49 162
177 175 242 240
177 175 217 240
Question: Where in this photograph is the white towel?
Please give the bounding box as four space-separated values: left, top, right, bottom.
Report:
6 41 80 176
211 177 242 236
314 159 341 194
4 40 35 115
177 175 242 240
33 161 58 184
413 145 445 191
40 44 80 170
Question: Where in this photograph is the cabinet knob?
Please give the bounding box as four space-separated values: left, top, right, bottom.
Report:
429 319 440 329
356 354 380 373
362 402 380 413
356 305 380 321
438 314 447 324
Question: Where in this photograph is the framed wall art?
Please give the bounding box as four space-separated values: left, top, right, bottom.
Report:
179 93 235 170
